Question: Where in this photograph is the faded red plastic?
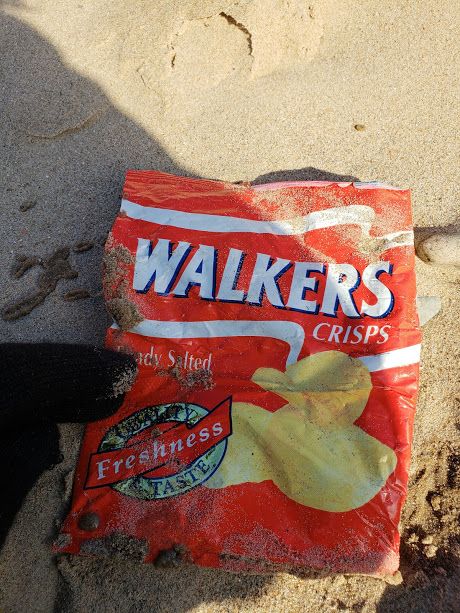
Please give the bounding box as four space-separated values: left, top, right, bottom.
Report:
59 171 421 576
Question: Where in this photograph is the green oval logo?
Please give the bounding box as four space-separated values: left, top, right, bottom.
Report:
98 402 228 500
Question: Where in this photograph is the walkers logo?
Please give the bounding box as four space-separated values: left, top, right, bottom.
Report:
85 398 232 500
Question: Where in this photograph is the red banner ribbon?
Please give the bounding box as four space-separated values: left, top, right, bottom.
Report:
85 398 232 489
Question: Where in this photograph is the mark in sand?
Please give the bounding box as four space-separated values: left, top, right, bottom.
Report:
2 247 78 321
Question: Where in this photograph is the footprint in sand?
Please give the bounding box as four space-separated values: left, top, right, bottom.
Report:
168 0 325 88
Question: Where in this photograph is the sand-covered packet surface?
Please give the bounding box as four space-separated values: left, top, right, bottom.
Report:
59 171 421 576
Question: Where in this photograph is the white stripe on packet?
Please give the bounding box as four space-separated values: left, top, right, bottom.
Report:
358 344 421 372
120 199 413 249
114 319 304 367
112 319 420 372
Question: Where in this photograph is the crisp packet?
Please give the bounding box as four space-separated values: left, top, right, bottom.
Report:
58 171 421 575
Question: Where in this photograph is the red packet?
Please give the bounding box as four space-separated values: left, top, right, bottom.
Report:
58 171 421 576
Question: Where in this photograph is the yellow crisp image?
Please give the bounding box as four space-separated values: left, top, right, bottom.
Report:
206 351 397 512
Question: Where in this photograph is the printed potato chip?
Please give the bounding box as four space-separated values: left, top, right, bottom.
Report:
59 171 421 576
206 353 396 512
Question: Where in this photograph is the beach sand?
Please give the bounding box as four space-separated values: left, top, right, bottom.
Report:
0 1 459 611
